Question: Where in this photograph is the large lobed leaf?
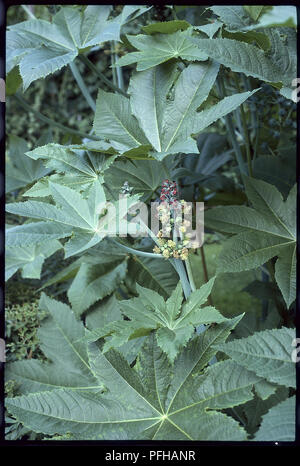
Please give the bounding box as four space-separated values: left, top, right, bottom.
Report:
93 89 149 153
93 61 258 160
7 5 149 90
209 5 264 32
5 237 61 281
7 314 268 440
205 177 296 307
253 396 295 441
5 294 100 394
191 28 296 99
209 5 296 31
216 327 296 388
67 258 128 317
103 157 168 202
87 278 232 362
115 28 208 70
6 180 141 258
23 144 118 197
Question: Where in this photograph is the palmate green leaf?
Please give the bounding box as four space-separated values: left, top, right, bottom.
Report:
93 89 149 153
6 180 141 257
275 244 296 309
23 174 98 198
222 29 271 51
209 6 296 31
25 144 98 177
264 27 297 100
7 5 148 90
128 61 178 152
75 140 154 161
94 61 256 160
5 239 61 281
243 6 266 22
23 144 118 197
85 294 122 330
85 295 146 365
103 158 168 202
160 61 220 153
6 135 51 194
254 396 295 441
88 278 229 362
205 178 296 307
115 28 208 71
38 238 127 292
191 31 296 92
67 258 128 317
209 5 263 32
129 60 221 156
5 222 73 248
7 316 267 441
7 181 104 229
88 296 147 366
5 294 100 394
189 89 258 136
6 182 105 256
194 21 223 39
214 232 292 273
216 327 296 388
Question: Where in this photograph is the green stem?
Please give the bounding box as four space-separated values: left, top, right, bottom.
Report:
178 57 188 68
253 117 260 161
216 77 247 176
242 75 257 131
114 41 124 92
171 258 192 299
13 93 100 141
200 246 213 306
21 5 35 19
161 159 171 179
171 5 178 20
69 61 96 112
79 55 129 98
110 238 164 259
232 74 253 176
110 42 118 87
240 102 253 176
185 257 196 292
171 207 193 298
234 106 244 137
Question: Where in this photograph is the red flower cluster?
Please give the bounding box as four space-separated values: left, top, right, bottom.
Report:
160 179 178 205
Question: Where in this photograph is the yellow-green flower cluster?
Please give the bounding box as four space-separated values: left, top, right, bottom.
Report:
153 200 193 260
153 230 190 260
153 200 195 260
